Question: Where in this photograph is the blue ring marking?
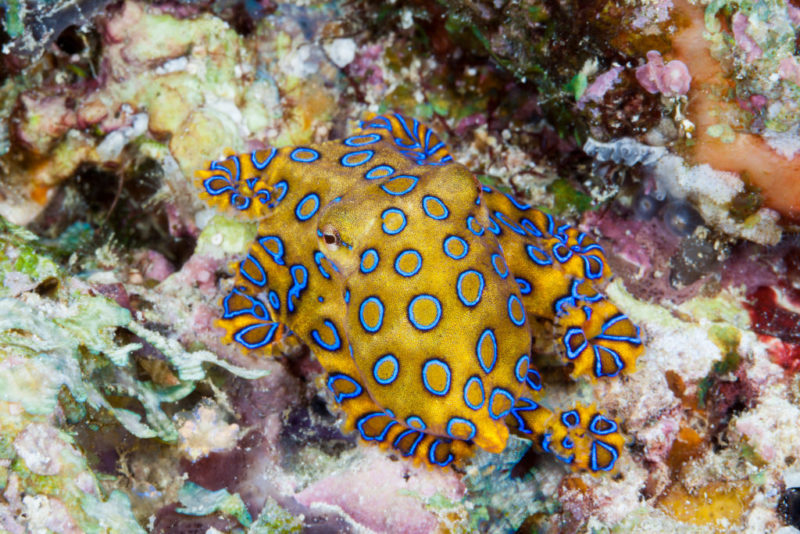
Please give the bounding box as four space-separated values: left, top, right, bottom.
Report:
515 277 532 296
399 149 424 160
541 433 575 465
563 327 588 360
359 296 385 333
519 217 544 238
552 242 573 263
526 244 553 266
221 288 269 320
360 116 392 130
406 416 426 429
569 278 604 304
481 185 493 194
582 254 606 280
491 253 508 279
589 414 618 436
596 314 643 344
428 439 455 467
373 354 399 385
590 440 619 472
394 113 420 144
508 294 526 326
503 192 531 211
231 193 251 211
310 319 342 351
240 253 267 287
463 376 485 410
209 157 239 182
393 429 425 457
422 358 451 396
494 211 527 235
344 133 381 147
318 296 324 303
357 411 397 442
313 251 332 279
553 294 577 318
380 175 419 196
295 193 320 221
266 291 280 312
381 208 407 235
344 289 350 303
466 215 485 236
327 373 363 403
446 417 477 441
251 147 277 170
360 248 380 274
203 175 234 196
423 129 433 150
365 164 394 180
488 388 515 420
561 436 575 450
258 236 285 265
525 367 543 391
290 147 320 163
428 141 445 155
394 249 422 277
561 410 580 428
575 242 605 255
476 329 498 374
515 355 530 383
508 396 539 434
408 294 442 331
545 213 556 236
286 265 309 313
340 149 375 167
594 345 625 378
233 322 280 349
255 188 270 205
456 269 485 307
422 195 449 220
271 180 289 206
443 235 469 260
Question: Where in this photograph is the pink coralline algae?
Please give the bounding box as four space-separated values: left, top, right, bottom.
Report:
779 56 800 86
635 50 691 97
732 13 763 63
577 66 624 109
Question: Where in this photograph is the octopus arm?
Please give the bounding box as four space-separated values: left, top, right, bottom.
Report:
324 345 475 469
195 147 285 220
542 404 626 473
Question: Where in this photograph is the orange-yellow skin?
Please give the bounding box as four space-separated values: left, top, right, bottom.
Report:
195 113 643 471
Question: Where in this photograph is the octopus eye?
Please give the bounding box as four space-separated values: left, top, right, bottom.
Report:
320 224 341 250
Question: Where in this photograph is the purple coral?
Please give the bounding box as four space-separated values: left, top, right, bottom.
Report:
635 51 691 97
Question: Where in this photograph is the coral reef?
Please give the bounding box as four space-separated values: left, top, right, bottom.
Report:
1 0 800 532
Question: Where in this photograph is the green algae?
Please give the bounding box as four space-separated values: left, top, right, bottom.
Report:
249 497 303 533
176 481 252 527
195 215 258 259
548 178 594 215
0 216 268 530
